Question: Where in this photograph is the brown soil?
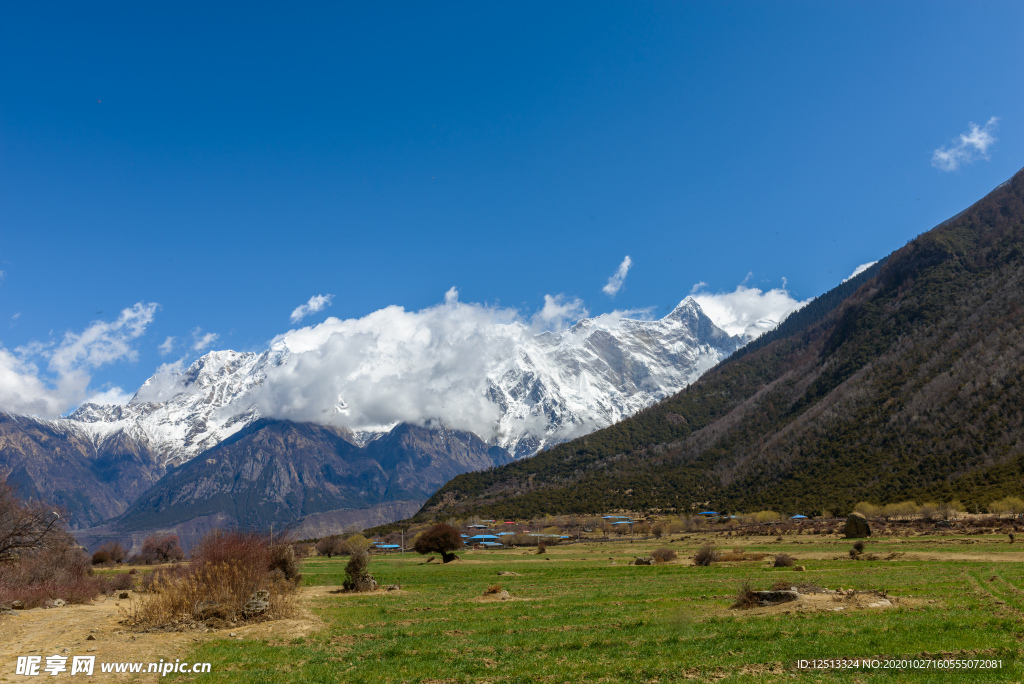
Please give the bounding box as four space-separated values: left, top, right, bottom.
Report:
730 591 917 616
0 588 324 682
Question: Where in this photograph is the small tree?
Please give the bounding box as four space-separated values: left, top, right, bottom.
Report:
343 548 374 591
0 478 63 562
315 535 348 558
413 524 462 563
651 522 665 539
140 534 184 564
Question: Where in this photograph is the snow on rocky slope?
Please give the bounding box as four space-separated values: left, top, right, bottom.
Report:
56 297 742 464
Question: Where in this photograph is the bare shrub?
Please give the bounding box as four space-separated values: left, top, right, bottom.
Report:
0 529 101 608
536 541 548 555
732 581 758 609
773 553 795 568
693 542 717 566
128 529 298 629
651 523 665 539
94 540 125 564
483 584 503 595
651 547 678 564
291 543 313 558
853 540 866 553
91 549 111 566
95 571 135 593
0 478 64 562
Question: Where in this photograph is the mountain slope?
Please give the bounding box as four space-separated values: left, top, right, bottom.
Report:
0 413 164 526
412 167 1024 520
99 419 511 546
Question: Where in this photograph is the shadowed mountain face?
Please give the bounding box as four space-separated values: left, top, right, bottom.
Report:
0 414 511 542
411 167 1024 520
0 413 165 527
107 420 511 541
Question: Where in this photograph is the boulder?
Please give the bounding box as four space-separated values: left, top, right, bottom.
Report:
353 576 378 593
118 591 130 599
632 557 654 566
11 600 25 610
241 590 270 617
386 584 401 591
498 590 511 601
794 565 806 572
497 571 521 576
52 599 66 607
844 513 871 538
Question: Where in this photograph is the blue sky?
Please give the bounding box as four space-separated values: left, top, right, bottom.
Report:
1 1 1022 414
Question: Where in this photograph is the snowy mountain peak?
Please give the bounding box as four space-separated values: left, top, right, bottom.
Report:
54 298 744 464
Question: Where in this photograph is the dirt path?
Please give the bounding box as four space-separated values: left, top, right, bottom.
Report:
0 589 324 682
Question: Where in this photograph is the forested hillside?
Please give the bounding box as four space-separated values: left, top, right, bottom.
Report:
413 167 1024 520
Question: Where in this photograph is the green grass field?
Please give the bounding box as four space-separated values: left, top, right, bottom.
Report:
185 534 1024 682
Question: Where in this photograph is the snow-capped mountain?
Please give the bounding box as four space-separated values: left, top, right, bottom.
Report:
57 297 742 464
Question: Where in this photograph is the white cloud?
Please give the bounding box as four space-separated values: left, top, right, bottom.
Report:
290 294 335 323
0 303 157 417
191 329 219 352
531 294 588 331
255 293 524 438
691 281 810 340
602 256 632 296
843 261 878 283
11 313 20 320
85 386 134 406
158 336 176 355
932 117 999 171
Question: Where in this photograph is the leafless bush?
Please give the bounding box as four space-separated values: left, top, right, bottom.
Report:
483 584 503 595
0 478 63 562
651 547 678 564
0 529 100 608
127 529 298 629
94 540 126 565
773 553 795 568
853 540 866 553
693 542 717 566
536 541 548 555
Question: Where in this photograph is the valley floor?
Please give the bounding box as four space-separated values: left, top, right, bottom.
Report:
5 533 1024 682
